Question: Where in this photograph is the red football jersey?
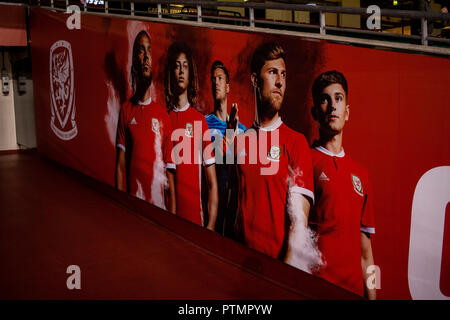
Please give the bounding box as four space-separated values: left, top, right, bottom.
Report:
116 98 175 209
168 103 215 226
235 118 314 258
309 146 375 297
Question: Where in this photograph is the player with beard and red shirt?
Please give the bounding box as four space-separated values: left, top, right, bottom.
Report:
164 42 218 230
233 43 315 268
115 30 176 212
309 70 376 299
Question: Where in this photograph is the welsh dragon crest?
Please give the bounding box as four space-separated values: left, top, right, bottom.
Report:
49 40 77 140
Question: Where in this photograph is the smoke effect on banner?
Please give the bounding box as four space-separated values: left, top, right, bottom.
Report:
29 8 450 299
151 131 168 210
286 189 325 273
105 81 119 146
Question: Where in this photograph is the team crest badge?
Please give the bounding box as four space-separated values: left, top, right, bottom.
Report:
152 118 160 134
267 145 281 161
185 122 193 137
49 40 77 141
351 174 364 196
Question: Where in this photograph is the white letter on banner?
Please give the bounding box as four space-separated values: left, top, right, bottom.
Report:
408 166 450 300
366 5 381 30
66 5 81 30
66 265 81 289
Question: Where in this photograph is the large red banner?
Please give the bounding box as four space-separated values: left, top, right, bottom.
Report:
29 7 450 299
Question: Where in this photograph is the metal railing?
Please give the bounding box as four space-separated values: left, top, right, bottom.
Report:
9 0 450 53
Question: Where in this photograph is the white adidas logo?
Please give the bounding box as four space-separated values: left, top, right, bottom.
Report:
130 118 137 125
319 172 330 181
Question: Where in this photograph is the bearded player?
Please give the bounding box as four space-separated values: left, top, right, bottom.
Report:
234 42 314 268
164 42 218 231
309 70 376 299
115 30 176 212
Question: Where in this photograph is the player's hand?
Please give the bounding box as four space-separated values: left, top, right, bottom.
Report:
225 103 239 145
227 103 238 131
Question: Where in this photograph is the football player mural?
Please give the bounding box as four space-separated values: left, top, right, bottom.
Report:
164 41 218 231
309 70 376 299
30 8 450 299
115 30 176 212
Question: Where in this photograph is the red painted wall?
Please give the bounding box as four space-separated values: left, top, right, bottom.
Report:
0 4 27 46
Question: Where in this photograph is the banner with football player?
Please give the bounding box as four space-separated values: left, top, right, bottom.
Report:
29 7 450 300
